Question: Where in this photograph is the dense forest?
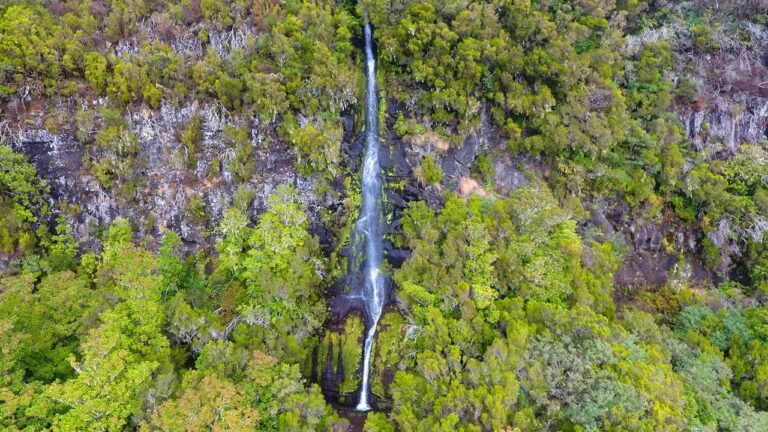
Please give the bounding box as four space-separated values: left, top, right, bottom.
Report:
3 0 768 430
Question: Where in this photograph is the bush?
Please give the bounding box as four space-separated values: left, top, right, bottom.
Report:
473 153 495 187
691 24 713 51
416 154 443 186
186 195 208 224
90 120 140 190
0 145 49 255
179 114 204 169
225 125 255 183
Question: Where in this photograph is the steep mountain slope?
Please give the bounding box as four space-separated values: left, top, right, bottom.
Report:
2 1 768 431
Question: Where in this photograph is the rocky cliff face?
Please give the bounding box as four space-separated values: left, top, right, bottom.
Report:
680 60 768 156
5 100 343 253
5 89 754 289
4 86 530 259
628 16 768 156
613 16 768 287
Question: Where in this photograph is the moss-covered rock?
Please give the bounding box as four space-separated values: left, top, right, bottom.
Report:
317 311 364 403
370 309 410 401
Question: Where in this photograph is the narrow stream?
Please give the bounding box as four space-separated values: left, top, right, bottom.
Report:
354 17 385 412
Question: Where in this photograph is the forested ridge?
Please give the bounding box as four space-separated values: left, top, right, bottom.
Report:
3 0 768 431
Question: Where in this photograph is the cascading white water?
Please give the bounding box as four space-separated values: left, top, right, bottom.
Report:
355 18 385 412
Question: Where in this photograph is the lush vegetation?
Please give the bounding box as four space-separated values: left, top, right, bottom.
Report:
1 0 359 188
2 0 768 431
370 187 768 430
0 145 48 255
0 184 347 430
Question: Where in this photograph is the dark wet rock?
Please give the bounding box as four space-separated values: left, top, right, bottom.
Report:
453 136 478 167
348 135 365 172
339 245 355 259
438 138 479 181
383 132 412 176
631 225 665 252
402 184 421 201
378 141 395 170
586 206 616 237
421 184 443 209
317 311 365 406
385 249 411 268
312 221 335 252
342 113 355 137
11 129 83 197
588 195 714 291
387 218 402 234
385 189 407 209
614 251 678 287
441 157 464 179
493 152 527 194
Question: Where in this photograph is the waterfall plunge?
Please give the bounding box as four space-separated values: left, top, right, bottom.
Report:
355 18 385 412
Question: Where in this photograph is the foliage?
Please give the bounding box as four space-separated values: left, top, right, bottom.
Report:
415 154 443 186
379 184 700 431
0 145 48 255
2 1 768 431
0 5 62 93
472 153 495 187
217 185 327 364
0 201 343 431
86 108 143 192
225 125 255 184
282 114 344 178
179 114 204 169
1 0 357 178
46 220 171 431
0 271 94 430
141 372 259 431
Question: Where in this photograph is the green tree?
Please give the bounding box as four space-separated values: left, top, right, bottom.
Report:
84 52 108 94
0 144 48 255
141 372 259 431
47 220 171 431
0 5 61 89
217 185 327 363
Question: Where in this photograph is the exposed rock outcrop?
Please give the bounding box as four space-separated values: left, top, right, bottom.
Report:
6 101 342 253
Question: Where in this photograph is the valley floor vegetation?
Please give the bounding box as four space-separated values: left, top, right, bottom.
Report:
2 0 768 431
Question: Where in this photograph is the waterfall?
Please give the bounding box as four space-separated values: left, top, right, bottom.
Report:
355 17 385 412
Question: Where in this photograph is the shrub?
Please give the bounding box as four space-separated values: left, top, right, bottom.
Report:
416 154 443 186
